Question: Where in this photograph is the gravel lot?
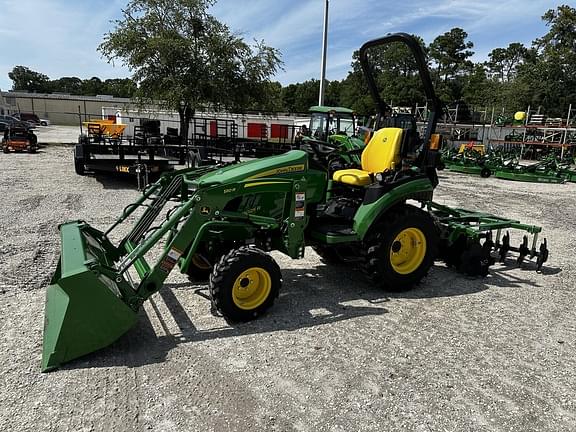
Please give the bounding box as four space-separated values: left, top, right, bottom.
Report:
0 145 575 432
33 125 81 144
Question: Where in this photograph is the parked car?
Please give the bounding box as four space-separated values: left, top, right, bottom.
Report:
13 112 50 126
0 115 34 129
0 121 9 132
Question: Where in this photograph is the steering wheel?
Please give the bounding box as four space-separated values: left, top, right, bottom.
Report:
303 138 340 169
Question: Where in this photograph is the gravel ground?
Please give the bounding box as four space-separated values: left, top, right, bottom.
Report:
34 125 81 144
0 145 575 432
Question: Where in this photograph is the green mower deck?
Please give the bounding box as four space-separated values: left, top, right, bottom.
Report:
494 170 566 183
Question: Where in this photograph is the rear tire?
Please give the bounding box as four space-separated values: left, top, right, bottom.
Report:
364 204 438 291
73 148 86 175
480 167 492 178
209 246 281 322
74 158 85 175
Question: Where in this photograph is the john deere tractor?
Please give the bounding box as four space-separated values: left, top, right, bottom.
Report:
42 33 548 371
295 105 366 174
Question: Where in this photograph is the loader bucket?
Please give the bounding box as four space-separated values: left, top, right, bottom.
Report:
42 222 138 372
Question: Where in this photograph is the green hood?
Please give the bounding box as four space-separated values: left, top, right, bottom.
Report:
195 150 309 187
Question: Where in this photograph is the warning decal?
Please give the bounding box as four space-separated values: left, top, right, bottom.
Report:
160 247 183 273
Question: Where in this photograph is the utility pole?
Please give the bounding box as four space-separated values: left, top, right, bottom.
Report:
318 0 329 106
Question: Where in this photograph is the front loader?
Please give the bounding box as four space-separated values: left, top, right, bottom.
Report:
42 33 549 371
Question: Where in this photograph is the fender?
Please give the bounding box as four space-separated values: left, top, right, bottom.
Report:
352 177 434 240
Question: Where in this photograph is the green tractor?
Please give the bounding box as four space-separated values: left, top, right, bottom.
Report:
42 33 549 371
296 105 366 173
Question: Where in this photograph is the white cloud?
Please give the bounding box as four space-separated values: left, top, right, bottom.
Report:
0 0 565 90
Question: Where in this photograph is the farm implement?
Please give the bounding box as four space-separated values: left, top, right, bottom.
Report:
442 146 575 183
42 33 550 371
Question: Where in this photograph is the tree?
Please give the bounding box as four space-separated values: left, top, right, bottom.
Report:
49 77 83 94
280 80 320 113
340 38 428 114
8 66 51 92
99 0 282 142
429 28 474 81
503 5 576 116
339 70 374 115
486 43 528 82
249 81 283 112
428 28 474 103
462 64 494 107
324 80 342 107
102 78 138 98
80 77 105 96
531 5 576 115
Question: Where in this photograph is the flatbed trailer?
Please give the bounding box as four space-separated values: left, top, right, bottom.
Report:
73 142 194 187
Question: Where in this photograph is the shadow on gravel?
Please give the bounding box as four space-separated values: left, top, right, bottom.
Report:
62 259 561 371
94 173 139 190
64 263 391 370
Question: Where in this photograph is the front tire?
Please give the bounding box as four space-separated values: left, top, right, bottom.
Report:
209 246 281 322
364 204 438 291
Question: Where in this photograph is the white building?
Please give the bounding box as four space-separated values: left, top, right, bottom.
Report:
0 88 14 116
101 106 309 142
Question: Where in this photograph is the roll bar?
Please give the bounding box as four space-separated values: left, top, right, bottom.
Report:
358 33 442 142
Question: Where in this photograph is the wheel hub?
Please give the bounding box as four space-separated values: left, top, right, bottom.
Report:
232 267 272 310
389 228 427 275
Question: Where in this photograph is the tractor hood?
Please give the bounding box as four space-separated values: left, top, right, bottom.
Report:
195 150 308 187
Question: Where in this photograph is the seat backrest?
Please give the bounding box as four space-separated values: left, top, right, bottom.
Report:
361 127 403 173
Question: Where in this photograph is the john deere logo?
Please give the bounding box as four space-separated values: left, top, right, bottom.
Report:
200 206 211 215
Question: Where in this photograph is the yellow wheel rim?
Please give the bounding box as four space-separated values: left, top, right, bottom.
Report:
232 267 272 310
389 228 427 275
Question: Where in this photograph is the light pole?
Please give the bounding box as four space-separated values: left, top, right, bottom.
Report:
318 0 329 106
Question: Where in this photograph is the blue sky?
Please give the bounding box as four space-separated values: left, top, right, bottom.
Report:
0 0 569 91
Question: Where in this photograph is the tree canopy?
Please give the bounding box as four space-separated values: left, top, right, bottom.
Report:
6 4 576 119
98 0 282 139
7 66 138 98
8 66 51 93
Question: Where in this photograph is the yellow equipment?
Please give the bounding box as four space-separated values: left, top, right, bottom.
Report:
458 143 485 155
83 119 126 139
514 111 526 122
332 127 403 186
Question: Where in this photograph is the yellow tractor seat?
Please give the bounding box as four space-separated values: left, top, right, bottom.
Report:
333 127 404 186
332 169 372 186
